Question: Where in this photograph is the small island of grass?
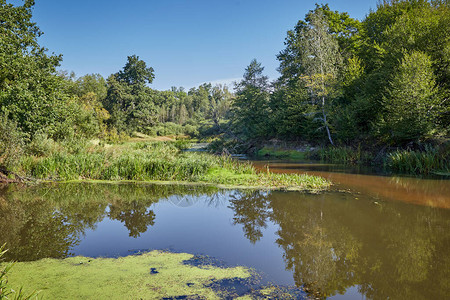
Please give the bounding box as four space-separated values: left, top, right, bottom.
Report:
12 140 330 192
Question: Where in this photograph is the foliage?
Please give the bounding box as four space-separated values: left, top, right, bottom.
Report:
16 141 330 191
314 145 373 165
231 59 271 140
380 51 441 143
0 114 24 169
385 144 450 175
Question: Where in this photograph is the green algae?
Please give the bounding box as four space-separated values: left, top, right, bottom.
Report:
5 251 252 299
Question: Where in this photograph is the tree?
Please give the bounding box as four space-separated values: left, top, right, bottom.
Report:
232 59 271 140
382 51 441 143
0 0 74 138
103 56 157 134
116 55 155 86
275 5 358 143
300 9 343 145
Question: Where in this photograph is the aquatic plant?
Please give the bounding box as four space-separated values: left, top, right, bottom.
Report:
385 145 450 175
0 244 39 300
314 145 373 165
16 141 330 191
5 251 251 299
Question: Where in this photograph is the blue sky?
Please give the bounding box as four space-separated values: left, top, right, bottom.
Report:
26 0 377 90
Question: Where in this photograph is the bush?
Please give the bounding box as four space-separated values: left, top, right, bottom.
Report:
25 131 60 157
0 114 25 169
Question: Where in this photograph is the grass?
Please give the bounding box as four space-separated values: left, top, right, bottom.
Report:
15 141 330 191
4 251 251 299
314 145 373 165
385 145 450 175
256 147 307 160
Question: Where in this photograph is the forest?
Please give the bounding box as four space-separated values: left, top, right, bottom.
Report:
0 0 449 175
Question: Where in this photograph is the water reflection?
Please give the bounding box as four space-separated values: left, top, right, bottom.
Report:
231 190 450 299
252 161 450 208
0 183 449 299
0 183 218 261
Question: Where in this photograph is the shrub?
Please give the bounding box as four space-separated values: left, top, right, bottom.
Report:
0 114 25 169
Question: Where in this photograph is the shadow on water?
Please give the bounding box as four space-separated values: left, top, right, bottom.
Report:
0 182 449 299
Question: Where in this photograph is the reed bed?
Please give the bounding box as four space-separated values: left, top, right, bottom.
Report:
385 145 449 175
315 145 373 165
16 141 330 191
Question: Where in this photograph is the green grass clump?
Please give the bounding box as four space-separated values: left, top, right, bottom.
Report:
385 145 450 175
315 145 373 165
15 141 330 191
4 251 251 299
256 147 306 160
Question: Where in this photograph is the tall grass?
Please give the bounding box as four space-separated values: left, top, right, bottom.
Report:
385 145 449 175
315 145 373 165
15 141 330 191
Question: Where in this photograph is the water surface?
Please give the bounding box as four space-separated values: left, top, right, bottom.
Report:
0 163 449 299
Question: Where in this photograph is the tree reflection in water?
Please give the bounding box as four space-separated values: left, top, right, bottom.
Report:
230 190 450 300
1 184 448 299
0 183 217 261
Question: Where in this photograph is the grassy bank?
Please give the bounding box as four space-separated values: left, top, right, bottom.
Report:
253 143 449 176
385 145 450 175
13 141 330 191
256 146 307 160
4 251 252 299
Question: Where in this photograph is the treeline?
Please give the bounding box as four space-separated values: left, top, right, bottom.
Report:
231 0 449 148
1 0 449 171
0 0 233 169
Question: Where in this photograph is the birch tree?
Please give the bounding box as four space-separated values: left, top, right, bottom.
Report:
300 10 342 145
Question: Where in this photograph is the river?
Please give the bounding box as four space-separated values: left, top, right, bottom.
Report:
0 160 448 299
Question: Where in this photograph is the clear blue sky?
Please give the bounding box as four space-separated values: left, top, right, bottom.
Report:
25 0 378 90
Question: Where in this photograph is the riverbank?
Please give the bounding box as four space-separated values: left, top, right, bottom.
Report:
4 140 330 192
251 142 450 176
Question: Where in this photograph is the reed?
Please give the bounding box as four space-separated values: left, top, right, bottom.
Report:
315 145 373 165
385 145 449 175
16 141 330 191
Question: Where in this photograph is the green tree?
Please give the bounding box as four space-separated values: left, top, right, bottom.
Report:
232 59 270 140
0 0 73 138
116 55 155 86
103 56 157 134
300 9 343 145
381 51 441 143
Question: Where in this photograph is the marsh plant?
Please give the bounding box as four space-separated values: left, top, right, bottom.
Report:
385 145 450 175
0 245 38 300
16 141 329 191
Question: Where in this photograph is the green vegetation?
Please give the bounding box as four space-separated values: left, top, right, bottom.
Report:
385 145 450 175
313 146 373 165
0 245 38 299
4 251 251 299
14 141 330 191
256 147 307 160
0 0 448 177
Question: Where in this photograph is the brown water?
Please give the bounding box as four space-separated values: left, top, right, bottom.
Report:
0 162 449 299
252 160 450 209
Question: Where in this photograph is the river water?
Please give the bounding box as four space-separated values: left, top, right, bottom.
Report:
0 161 449 299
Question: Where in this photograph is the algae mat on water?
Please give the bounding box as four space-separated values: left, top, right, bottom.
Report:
6 251 252 299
